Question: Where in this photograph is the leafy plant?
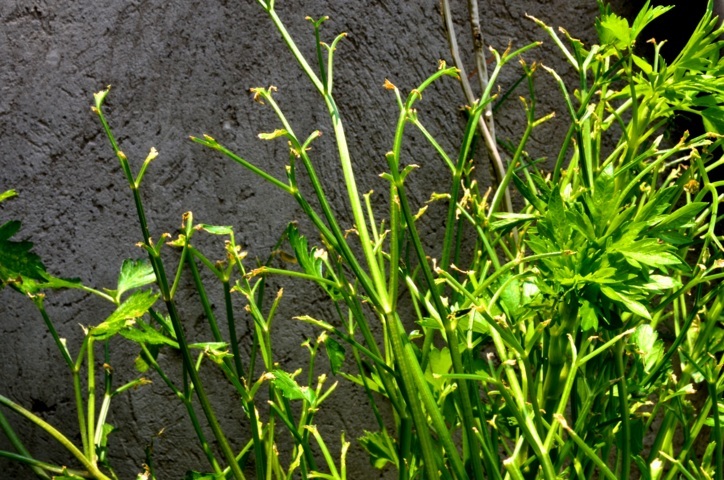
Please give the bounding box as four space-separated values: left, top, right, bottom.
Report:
1 1 724 479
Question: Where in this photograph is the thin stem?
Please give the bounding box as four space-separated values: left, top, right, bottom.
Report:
0 395 111 480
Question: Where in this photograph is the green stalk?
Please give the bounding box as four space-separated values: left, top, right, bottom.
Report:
0 411 50 479
74 338 90 460
87 336 96 467
140 345 222 474
0 395 111 480
94 95 245 480
263 6 389 312
385 312 444 480
0 451 82 478
615 340 631 480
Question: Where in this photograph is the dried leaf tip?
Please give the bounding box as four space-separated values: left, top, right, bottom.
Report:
383 78 396 90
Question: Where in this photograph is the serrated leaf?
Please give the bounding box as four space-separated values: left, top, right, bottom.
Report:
119 321 178 348
91 290 160 340
272 370 316 403
596 12 631 49
359 430 398 470
0 225 48 292
324 336 345 375
116 259 156 300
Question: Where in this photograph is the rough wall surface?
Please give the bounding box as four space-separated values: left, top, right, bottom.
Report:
1 1 622 477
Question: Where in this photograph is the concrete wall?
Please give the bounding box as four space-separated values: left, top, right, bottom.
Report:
1 0 631 477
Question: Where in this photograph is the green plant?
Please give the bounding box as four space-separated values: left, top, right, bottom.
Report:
1 1 723 479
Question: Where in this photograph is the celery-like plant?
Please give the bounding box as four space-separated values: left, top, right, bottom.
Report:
1 1 723 479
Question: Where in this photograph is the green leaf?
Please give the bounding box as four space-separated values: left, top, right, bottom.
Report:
115 259 156 300
324 336 345 375
258 128 289 140
596 12 631 49
271 370 316 403
358 430 398 470
600 286 650 319
197 224 234 235
632 324 664 373
580 299 598 331
512 174 546 212
119 321 179 348
0 189 17 203
0 221 21 242
490 213 538 232
609 237 680 269
650 202 707 232
632 54 652 74
0 221 48 293
425 346 452 390
631 3 674 39
700 106 724 134
546 185 569 247
91 290 160 340
586 164 617 230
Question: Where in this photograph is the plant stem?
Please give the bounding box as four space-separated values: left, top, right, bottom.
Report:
0 395 111 480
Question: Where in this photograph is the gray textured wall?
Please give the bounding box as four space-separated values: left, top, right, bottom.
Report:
1 1 619 477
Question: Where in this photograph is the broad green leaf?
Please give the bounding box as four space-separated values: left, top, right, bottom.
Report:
609 237 680 268
324 336 345 375
358 430 398 470
116 259 156 300
642 275 680 292
272 370 316 403
91 290 160 340
601 286 650 319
